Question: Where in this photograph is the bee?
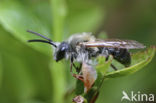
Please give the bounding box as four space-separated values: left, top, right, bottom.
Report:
27 30 146 71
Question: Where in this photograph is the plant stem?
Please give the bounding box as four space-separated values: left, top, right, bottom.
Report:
50 0 67 103
0 53 3 88
51 0 67 41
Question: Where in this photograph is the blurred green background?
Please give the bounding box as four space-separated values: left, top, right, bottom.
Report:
0 0 155 103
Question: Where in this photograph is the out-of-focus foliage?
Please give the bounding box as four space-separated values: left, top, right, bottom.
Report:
0 0 155 103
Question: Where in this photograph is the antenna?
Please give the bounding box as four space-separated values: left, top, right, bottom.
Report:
28 39 57 47
27 30 57 48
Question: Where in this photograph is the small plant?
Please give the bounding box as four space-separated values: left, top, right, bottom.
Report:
72 46 155 103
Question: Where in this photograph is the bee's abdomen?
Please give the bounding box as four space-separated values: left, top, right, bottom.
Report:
108 48 131 67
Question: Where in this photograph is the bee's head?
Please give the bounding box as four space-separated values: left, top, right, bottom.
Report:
54 42 70 62
27 30 70 62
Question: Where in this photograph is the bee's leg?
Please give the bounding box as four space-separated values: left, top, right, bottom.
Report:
79 63 82 69
72 73 84 81
76 63 82 73
79 63 82 73
71 62 84 81
111 64 118 71
70 58 74 72
73 63 77 70
71 63 84 81
70 57 75 72
70 59 79 73
106 56 109 61
106 55 118 71
70 61 73 72
72 63 82 73
70 57 81 73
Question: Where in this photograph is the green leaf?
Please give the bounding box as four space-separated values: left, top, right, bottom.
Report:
0 1 51 55
105 46 155 78
75 80 84 95
96 56 113 75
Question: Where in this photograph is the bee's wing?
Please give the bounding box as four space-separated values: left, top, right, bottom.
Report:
79 39 146 49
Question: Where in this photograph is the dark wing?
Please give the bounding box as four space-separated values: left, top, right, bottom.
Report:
79 39 146 49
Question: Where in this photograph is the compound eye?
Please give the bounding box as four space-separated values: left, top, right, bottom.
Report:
55 48 65 62
61 47 66 51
